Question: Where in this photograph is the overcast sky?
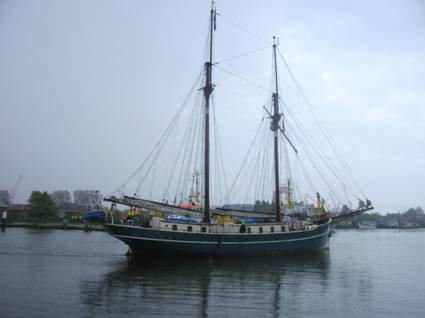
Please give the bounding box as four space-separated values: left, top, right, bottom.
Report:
1 0 424 213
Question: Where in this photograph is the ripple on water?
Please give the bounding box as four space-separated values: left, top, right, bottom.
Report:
1 228 425 317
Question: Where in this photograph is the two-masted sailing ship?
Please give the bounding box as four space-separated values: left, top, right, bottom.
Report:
103 4 373 255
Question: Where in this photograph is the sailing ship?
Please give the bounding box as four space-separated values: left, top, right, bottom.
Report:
103 3 373 255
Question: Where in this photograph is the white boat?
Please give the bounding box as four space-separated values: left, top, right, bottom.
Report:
358 221 377 229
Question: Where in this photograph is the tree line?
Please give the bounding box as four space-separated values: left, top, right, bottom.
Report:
0 189 103 224
0 189 102 206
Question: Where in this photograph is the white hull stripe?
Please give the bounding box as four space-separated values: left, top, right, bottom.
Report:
112 230 329 245
106 220 331 236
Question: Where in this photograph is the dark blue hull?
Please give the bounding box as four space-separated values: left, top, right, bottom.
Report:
83 210 105 222
104 221 331 256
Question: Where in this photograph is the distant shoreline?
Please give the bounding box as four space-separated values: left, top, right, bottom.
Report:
4 222 105 231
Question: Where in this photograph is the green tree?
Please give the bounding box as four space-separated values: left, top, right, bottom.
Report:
0 190 10 204
28 191 57 224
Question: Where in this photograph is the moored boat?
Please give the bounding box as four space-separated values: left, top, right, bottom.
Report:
83 210 105 222
103 3 373 256
358 221 377 229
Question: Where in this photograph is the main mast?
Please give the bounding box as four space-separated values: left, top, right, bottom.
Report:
202 4 215 224
271 36 281 222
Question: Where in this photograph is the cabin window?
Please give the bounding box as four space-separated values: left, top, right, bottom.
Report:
172 224 178 231
201 227 207 233
270 226 274 233
281 226 285 232
187 226 192 232
247 227 251 233
259 227 263 233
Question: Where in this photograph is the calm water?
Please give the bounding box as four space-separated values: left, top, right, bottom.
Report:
0 228 424 318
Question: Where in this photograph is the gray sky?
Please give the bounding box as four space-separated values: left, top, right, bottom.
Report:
1 0 424 213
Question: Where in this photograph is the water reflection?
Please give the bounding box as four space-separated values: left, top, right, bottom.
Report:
80 252 330 317
5 229 418 318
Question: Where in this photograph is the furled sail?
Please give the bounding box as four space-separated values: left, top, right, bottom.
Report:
104 195 202 218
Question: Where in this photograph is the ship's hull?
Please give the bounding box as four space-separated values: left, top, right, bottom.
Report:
83 210 105 222
103 220 331 256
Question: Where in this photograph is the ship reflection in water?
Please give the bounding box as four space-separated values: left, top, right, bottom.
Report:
80 253 334 317
2 229 425 318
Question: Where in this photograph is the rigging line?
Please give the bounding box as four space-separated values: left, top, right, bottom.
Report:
185 99 204 191
161 116 179 198
253 151 261 202
215 135 222 204
212 96 230 203
143 86 202 196
285 114 349 202
244 151 261 204
280 135 291 182
292 158 300 202
250 118 265 201
108 68 203 197
254 126 267 202
278 49 351 178
266 135 274 203
215 45 272 64
173 97 202 200
216 12 272 45
260 127 272 201
327 191 338 209
284 110 338 194
164 94 203 199
212 95 220 204
255 112 271 202
277 48 366 198
236 143 258 202
149 157 158 199
211 99 222 204
287 120 344 203
214 64 273 93
281 96 359 198
136 105 194 197
247 127 267 203
227 116 266 199
283 114 354 198
297 156 317 198
258 119 268 201
109 140 160 197
180 101 203 202
254 145 266 203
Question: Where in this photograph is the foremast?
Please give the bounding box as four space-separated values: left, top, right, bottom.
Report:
271 36 282 222
202 3 216 224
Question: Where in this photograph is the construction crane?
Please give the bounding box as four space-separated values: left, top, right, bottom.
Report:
9 174 22 204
